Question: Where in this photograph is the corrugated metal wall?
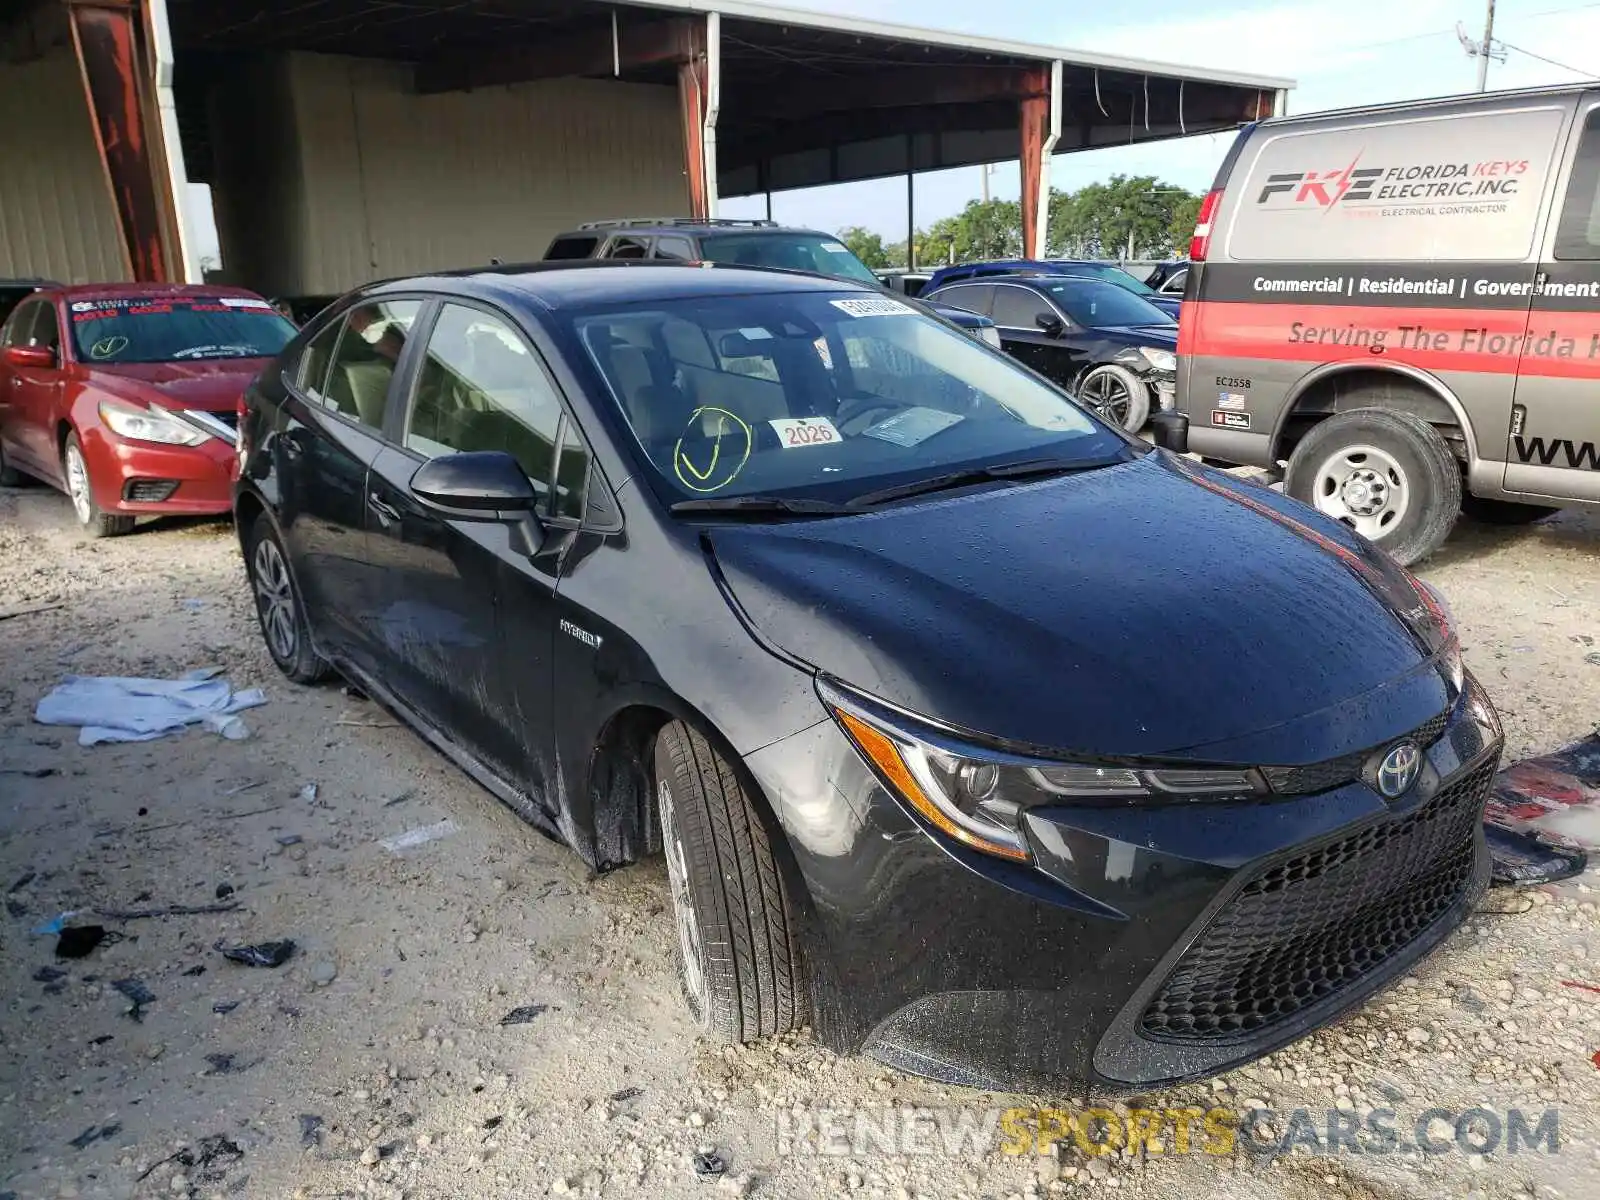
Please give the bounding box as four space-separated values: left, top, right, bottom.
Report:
0 51 127 282
275 54 689 296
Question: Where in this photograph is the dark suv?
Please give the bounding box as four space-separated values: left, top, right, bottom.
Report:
544 219 1000 345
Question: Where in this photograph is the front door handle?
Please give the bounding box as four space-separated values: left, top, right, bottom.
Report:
368 494 400 526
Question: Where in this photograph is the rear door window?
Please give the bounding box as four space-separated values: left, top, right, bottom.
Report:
930 283 994 316
654 236 695 261
604 236 652 260
545 235 599 260
2 300 42 348
1228 105 1568 261
1554 106 1600 259
316 300 422 429
991 285 1048 330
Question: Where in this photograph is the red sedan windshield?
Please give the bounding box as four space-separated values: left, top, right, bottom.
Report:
69 296 295 364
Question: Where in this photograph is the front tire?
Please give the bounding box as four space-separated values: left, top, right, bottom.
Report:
1077 364 1151 432
62 433 134 537
1285 408 1461 565
654 720 806 1043
243 512 331 684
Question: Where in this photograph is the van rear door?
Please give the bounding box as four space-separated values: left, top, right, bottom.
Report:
1507 97 1600 503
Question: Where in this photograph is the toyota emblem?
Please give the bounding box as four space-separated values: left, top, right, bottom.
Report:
1376 741 1422 800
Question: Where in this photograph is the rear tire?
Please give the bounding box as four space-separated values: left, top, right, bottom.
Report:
243 512 331 684
1078 364 1151 432
1285 408 1461 566
62 433 134 537
1460 495 1558 525
654 720 807 1043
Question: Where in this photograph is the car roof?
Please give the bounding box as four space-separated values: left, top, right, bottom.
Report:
555 221 833 240
47 282 270 301
366 260 873 311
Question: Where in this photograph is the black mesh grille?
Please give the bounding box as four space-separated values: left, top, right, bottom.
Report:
1262 705 1453 796
123 479 179 502
1140 755 1495 1042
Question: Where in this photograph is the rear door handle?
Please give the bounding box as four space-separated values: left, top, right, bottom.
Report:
368 494 400 526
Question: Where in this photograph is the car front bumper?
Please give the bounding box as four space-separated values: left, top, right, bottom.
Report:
743 674 1501 1093
79 423 237 516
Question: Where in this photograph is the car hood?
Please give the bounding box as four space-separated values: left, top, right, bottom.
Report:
708 453 1454 764
84 359 269 412
1095 324 1179 349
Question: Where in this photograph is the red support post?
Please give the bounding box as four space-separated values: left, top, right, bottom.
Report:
677 21 710 221
68 0 172 282
1018 67 1051 262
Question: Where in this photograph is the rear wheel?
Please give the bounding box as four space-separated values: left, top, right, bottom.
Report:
244 512 331 684
1460 495 1559 525
1078 364 1151 432
62 433 134 537
654 720 806 1042
1285 408 1461 565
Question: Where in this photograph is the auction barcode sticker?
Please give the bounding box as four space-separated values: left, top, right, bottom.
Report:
830 297 913 318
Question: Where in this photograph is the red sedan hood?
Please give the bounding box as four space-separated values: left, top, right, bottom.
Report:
85 359 270 412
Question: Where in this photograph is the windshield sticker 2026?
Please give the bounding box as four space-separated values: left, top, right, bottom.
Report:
674 407 752 493
829 297 912 319
769 417 840 448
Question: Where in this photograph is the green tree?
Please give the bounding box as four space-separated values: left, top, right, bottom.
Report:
1167 194 1203 258
837 225 892 269
1045 175 1198 260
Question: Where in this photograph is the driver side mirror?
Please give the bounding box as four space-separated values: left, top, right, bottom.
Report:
3 344 55 370
411 451 538 514
1148 411 1190 455
1034 312 1064 337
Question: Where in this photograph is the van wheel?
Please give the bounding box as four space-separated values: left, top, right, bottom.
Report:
1078 364 1151 431
654 720 807 1043
1285 409 1461 565
62 433 134 537
1461 495 1559 525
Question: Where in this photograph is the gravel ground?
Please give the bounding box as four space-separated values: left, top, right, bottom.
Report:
0 481 1597 1200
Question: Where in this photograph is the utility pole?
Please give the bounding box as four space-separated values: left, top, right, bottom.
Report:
1458 1 1505 92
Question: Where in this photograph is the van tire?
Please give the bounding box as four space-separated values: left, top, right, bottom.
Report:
654 720 806 1043
1461 495 1559 525
1284 408 1461 565
1078 364 1151 431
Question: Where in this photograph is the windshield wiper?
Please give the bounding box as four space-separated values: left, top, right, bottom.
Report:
848 453 1127 508
669 495 857 517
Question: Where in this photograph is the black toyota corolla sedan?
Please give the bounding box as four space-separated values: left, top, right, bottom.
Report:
234 261 1502 1092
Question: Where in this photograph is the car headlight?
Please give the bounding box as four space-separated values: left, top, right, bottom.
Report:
827 688 1260 863
98 399 207 446
976 325 1002 349
1137 347 1176 372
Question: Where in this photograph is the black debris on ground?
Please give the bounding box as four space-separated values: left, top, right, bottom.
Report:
608 1085 642 1103
32 965 67 983
692 1150 727 1180
110 978 155 1021
55 925 112 959
498 1004 551 1026
298 1114 324 1147
68 1123 121 1150
219 940 296 968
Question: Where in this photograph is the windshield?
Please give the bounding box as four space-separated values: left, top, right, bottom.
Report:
572 290 1124 506
1041 280 1174 329
698 233 881 285
1064 263 1161 297
69 296 296 364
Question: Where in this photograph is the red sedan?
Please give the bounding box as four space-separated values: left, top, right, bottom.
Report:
0 283 295 536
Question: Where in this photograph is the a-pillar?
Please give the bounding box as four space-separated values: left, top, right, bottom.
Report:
1017 61 1062 261
67 0 179 282
677 14 720 220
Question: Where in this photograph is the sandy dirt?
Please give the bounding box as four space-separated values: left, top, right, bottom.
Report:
1 481 1597 1200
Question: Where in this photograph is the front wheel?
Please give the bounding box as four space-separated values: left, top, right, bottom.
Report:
62 433 134 537
243 513 331 684
1077 364 1150 432
654 720 807 1043
1284 408 1461 566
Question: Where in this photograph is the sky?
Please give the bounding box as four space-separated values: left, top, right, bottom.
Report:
186 0 1600 262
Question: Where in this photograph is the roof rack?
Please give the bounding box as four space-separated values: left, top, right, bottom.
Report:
575 217 780 230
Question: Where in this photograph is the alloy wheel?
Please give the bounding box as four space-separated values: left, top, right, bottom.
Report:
659 778 708 1022
252 538 299 662
1312 443 1411 540
64 442 92 524
1082 370 1132 426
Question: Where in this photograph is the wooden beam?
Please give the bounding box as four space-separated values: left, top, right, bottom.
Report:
677 21 709 219
417 16 697 94
1018 66 1050 263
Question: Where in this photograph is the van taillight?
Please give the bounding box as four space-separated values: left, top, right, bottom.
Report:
1190 189 1222 262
